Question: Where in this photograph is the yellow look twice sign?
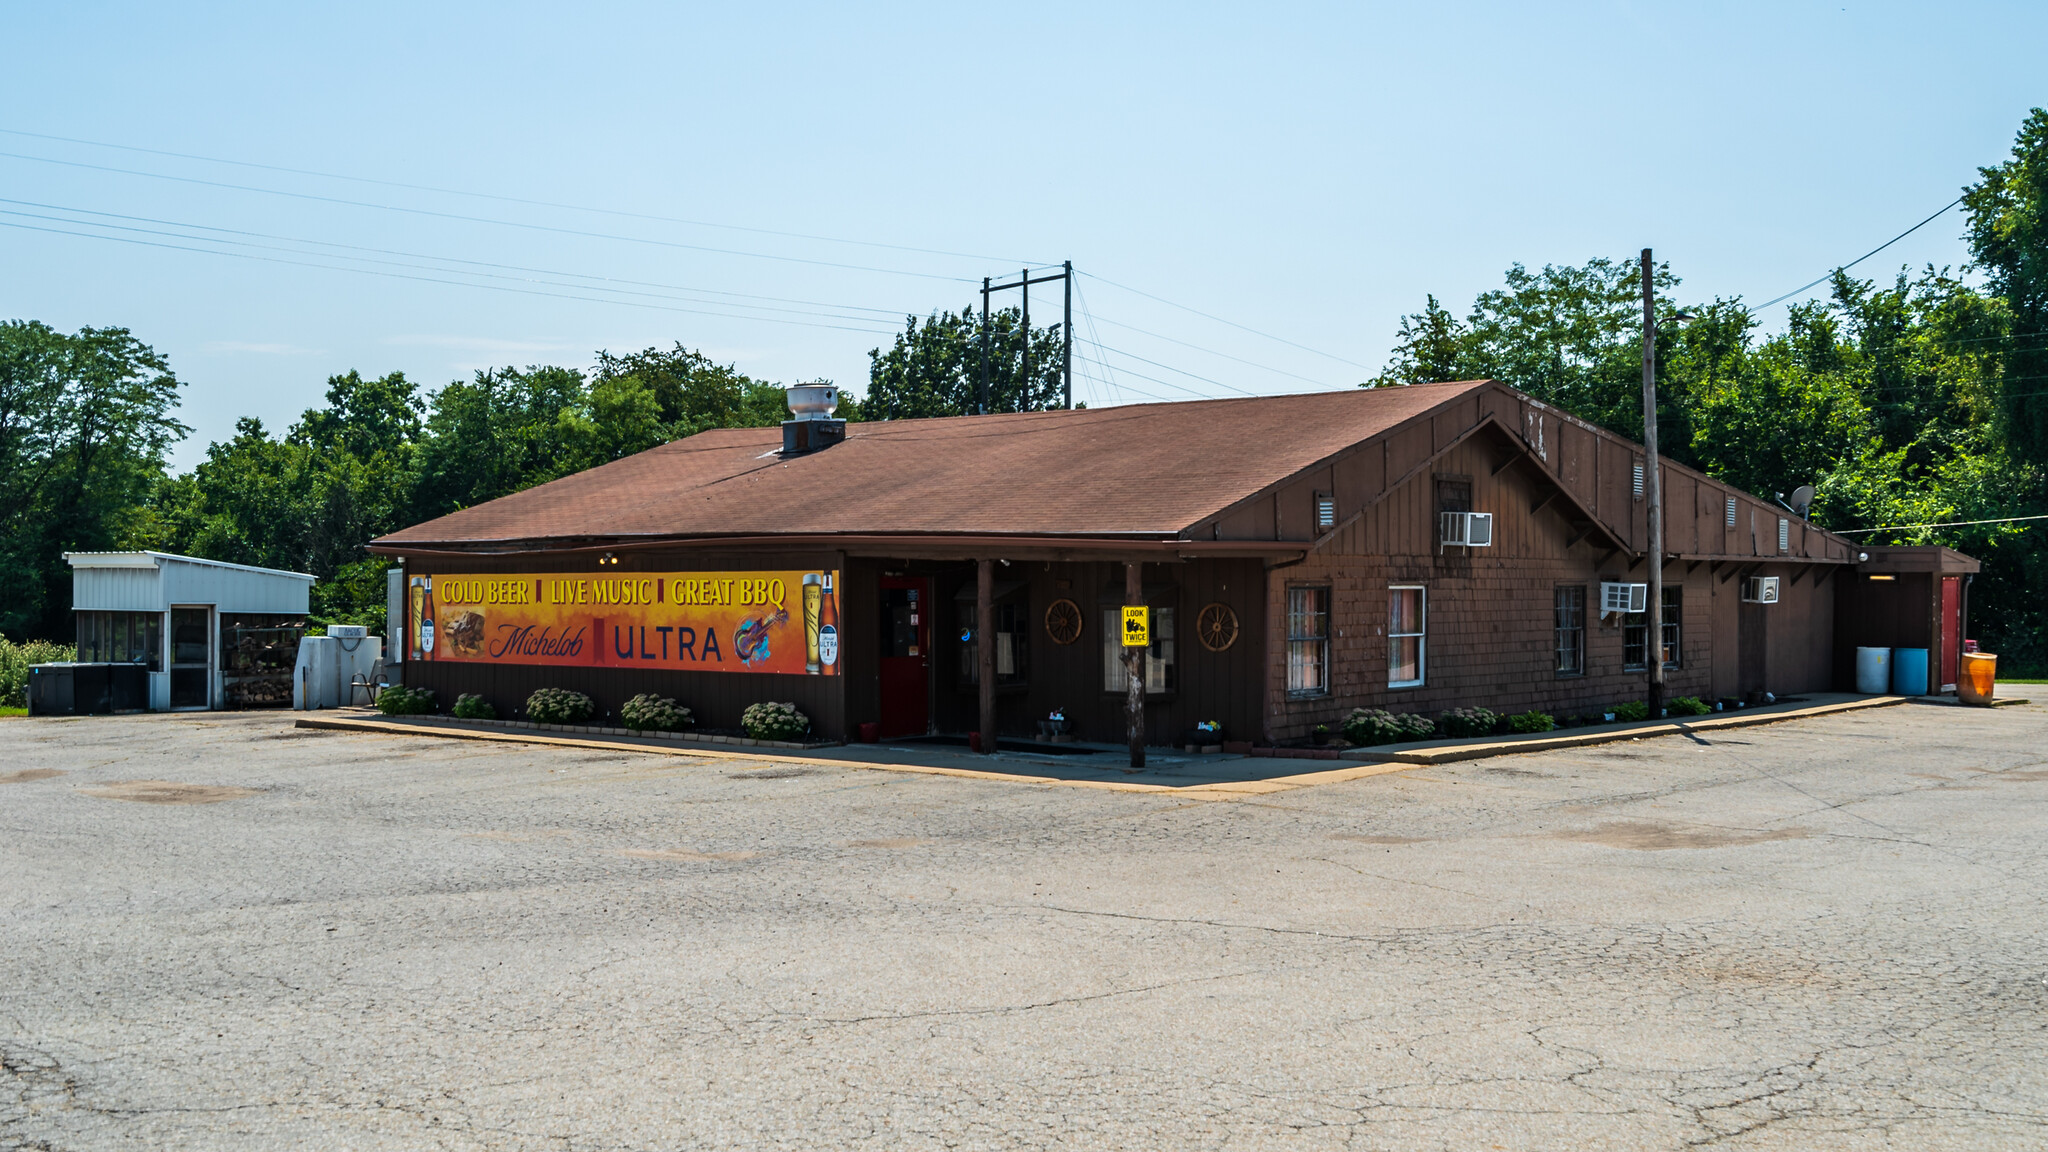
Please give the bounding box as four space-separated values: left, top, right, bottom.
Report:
1120 605 1150 647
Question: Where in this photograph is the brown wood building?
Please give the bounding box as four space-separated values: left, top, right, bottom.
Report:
372 380 1974 745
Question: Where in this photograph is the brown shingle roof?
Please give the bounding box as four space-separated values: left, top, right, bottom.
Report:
375 381 1492 548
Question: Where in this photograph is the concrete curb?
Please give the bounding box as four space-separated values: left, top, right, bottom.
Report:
1345 694 1913 764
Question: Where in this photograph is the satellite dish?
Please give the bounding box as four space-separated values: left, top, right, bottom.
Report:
1789 485 1815 519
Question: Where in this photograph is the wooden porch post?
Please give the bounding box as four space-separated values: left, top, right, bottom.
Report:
1124 561 1146 768
978 558 996 754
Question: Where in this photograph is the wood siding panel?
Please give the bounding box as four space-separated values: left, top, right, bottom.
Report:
1261 437 1838 741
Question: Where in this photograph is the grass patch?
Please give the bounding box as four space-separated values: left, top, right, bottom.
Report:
0 706 27 718
1996 678 2048 685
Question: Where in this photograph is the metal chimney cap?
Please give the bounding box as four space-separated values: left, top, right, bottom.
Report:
785 382 838 421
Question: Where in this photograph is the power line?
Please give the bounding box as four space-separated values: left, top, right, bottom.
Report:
1753 196 1965 311
1833 513 2048 534
1080 271 1372 370
0 219 901 335
1081 338 1264 397
0 199 916 324
1086 313 1336 388
0 126 1049 267
0 150 979 282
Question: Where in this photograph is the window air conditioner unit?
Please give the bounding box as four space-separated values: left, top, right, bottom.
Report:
1742 576 1781 604
1439 511 1494 548
1600 582 1647 614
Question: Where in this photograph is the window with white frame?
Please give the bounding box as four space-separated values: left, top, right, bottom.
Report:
1286 586 1330 696
1388 585 1425 687
1101 605 1175 694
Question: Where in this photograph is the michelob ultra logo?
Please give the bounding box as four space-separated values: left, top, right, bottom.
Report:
411 570 839 675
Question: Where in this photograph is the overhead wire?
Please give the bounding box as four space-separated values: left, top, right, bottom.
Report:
1087 313 1337 388
1081 270 1371 370
0 198 918 324
0 149 982 282
1753 196 1966 311
0 127 1049 267
1832 513 2048 534
0 219 902 335
1081 338 1264 397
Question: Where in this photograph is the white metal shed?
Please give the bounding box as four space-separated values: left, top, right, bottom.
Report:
64 551 315 710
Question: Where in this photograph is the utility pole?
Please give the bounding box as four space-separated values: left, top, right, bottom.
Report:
977 264 1074 411
1124 561 1145 769
1021 267 1030 405
1640 248 1664 719
978 277 991 415
1062 260 1073 411
978 559 996 755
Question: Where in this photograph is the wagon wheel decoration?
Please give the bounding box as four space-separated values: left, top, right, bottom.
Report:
1196 602 1240 652
1044 598 1084 645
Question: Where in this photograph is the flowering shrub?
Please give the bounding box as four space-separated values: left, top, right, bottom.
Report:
1507 710 1555 733
1343 708 1436 746
452 693 497 720
525 688 596 725
742 701 809 741
376 686 436 715
621 693 693 732
1 638 73 708
1436 707 1499 740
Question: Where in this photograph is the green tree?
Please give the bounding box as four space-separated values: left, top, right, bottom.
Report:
1963 107 2048 464
589 343 794 436
408 365 588 519
0 321 186 638
865 306 1066 420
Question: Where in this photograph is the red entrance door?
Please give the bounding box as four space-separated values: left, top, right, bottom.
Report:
878 576 931 738
1941 576 1962 689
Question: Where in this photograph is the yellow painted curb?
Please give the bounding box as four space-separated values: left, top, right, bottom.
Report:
1351 695 1913 764
291 715 1386 796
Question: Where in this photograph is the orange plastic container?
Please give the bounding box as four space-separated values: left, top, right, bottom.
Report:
1958 651 1998 705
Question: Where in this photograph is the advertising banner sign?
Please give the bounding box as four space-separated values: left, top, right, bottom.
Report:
408 571 840 675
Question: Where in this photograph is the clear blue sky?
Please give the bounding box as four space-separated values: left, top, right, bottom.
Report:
4 1 2042 467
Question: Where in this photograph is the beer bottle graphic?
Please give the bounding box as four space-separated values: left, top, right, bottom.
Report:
418 577 437 660
802 574 823 674
818 573 839 673
409 576 427 660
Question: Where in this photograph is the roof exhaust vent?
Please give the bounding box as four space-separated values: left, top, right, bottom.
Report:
781 381 845 455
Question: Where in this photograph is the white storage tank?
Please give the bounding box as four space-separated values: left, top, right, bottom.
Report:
293 625 383 709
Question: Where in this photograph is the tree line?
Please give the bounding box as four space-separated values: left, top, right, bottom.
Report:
3 110 2042 668
1367 109 2047 671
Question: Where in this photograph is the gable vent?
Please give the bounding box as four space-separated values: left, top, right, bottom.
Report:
1314 493 1335 531
1726 496 1737 527
1632 461 1645 499
1778 517 1791 553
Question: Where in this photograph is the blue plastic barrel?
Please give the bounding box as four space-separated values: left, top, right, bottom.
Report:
1891 647 1929 696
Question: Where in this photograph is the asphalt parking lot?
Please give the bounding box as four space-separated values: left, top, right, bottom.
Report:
4 700 2046 1151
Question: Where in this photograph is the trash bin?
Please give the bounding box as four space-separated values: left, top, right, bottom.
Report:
1958 651 1998 706
1890 647 1929 696
1854 647 1891 694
